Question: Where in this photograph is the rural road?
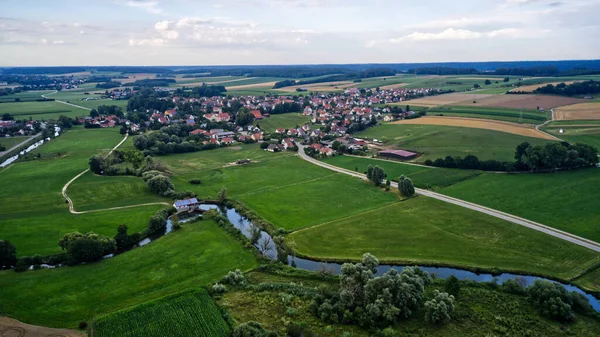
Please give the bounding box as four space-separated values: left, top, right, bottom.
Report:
297 145 600 253
61 133 169 215
0 133 41 157
42 91 92 111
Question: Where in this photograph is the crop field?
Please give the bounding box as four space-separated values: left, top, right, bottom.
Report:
575 267 600 292
254 113 310 133
0 127 162 255
0 90 55 103
322 156 482 190
92 289 229 337
0 100 89 119
0 220 257 327
226 82 278 91
287 197 600 280
442 168 600 242
274 80 354 93
400 93 494 107
427 106 546 124
554 102 600 120
392 116 555 140
73 98 128 110
465 94 584 110
510 81 580 92
358 123 553 162
543 122 600 149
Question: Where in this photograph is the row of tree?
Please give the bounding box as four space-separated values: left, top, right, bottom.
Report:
427 142 599 172
366 165 415 197
534 80 600 96
95 81 122 89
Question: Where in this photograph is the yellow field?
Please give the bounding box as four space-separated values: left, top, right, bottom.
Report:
392 116 557 140
274 81 356 93
120 73 160 84
226 82 278 90
380 83 409 90
554 103 600 120
510 81 580 93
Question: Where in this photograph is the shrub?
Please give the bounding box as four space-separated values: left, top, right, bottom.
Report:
79 321 88 330
528 280 575 321
425 290 455 325
232 321 277 337
502 279 527 295
225 269 247 286
189 179 202 185
212 283 227 294
14 260 28 272
445 275 460 297
286 307 298 317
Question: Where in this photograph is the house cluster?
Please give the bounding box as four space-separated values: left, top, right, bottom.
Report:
79 115 122 128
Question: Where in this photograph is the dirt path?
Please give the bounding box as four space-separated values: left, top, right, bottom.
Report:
296 145 600 253
393 116 559 140
42 91 91 111
0 317 84 337
61 134 170 215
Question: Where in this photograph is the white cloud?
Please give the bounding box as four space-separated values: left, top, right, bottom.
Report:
128 38 165 46
125 0 163 14
381 27 545 44
41 38 48 44
154 20 171 31
52 40 64 44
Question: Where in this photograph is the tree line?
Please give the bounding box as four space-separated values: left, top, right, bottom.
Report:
95 81 122 89
534 80 600 96
426 141 599 172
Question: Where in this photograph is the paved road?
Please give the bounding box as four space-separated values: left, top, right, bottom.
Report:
297 145 600 252
42 91 91 111
0 133 41 157
61 134 169 214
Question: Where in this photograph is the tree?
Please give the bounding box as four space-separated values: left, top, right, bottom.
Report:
340 253 379 310
473 84 480 89
90 109 99 118
0 240 17 267
249 224 262 245
484 80 492 85
368 166 385 186
114 224 131 251
236 108 255 126
232 321 275 337
2 113 13 121
445 275 460 297
366 165 374 181
148 213 167 234
425 290 455 325
58 232 116 264
503 77 510 82
528 280 574 321
146 174 174 196
133 135 151 151
89 155 104 174
398 175 415 197
217 187 227 203
522 145 546 172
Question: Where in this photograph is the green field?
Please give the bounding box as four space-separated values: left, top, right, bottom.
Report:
427 106 546 124
442 169 600 242
0 127 163 256
67 172 169 211
287 197 600 280
357 124 553 162
0 219 258 327
322 155 481 190
0 136 31 150
0 90 55 103
0 101 89 120
92 289 229 337
544 122 600 149
255 113 310 133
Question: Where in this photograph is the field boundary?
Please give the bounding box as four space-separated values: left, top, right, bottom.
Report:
42 90 92 111
297 145 600 252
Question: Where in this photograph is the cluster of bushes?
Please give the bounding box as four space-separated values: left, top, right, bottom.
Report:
114 224 142 251
147 207 177 235
95 81 121 89
57 232 116 265
133 125 223 156
426 141 599 172
89 149 146 176
366 165 385 186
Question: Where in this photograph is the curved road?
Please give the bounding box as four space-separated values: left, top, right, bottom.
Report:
297 145 600 252
61 134 168 214
42 90 92 111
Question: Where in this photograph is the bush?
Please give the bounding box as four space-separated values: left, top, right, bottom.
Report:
14 260 28 272
225 269 247 286
189 179 202 185
445 275 460 297
528 280 575 321
286 307 298 317
502 279 527 295
232 321 277 337
78 322 88 330
212 283 227 294
425 290 455 325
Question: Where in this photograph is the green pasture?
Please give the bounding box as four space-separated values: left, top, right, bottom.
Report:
0 101 89 120
0 136 31 150
427 106 546 124
543 122 600 149
255 113 310 133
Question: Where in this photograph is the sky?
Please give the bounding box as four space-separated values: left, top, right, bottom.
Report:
0 0 599 66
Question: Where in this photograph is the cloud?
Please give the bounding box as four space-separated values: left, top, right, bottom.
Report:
125 0 163 14
128 38 166 46
52 40 64 44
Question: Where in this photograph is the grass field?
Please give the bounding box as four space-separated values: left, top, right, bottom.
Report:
0 127 164 256
0 90 55 103
357 123 553 162
254 113 310 133
0 136 30 150
0 101 89 120
442 169 600 242
322 155 482 190
0 220 258 328
287 197 600 280
92 289 229 337
427 106 546 124
544 122 600 149
575 267 600 293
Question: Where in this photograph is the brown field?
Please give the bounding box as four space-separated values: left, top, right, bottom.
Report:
0 317 84 337
174 77 258 88
274 81 356 93
554 103 600 120
458 94 584 110
400 93 495 107
226 82 278 90
380 83 409 90
392 116 557 140
510 81 580 93
119 73 161 84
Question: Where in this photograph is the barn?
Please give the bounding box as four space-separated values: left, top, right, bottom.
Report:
378 149 417 160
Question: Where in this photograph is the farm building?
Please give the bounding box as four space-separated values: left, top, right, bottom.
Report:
378 149 417 160
173 198 200 210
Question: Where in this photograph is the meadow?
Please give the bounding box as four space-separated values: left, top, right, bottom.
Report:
544 122 600 149
0 136 30 150
357 123 552 162
0 127 164 255
92 289 229 337
287 197 600 281
442 169 600 242
0 100 89 120
427 105 546 124
322 155 482 190
254 113 310 133
0 90 55 103
0 220 258 328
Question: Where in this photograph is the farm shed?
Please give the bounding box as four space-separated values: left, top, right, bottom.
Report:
378 149 417 160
